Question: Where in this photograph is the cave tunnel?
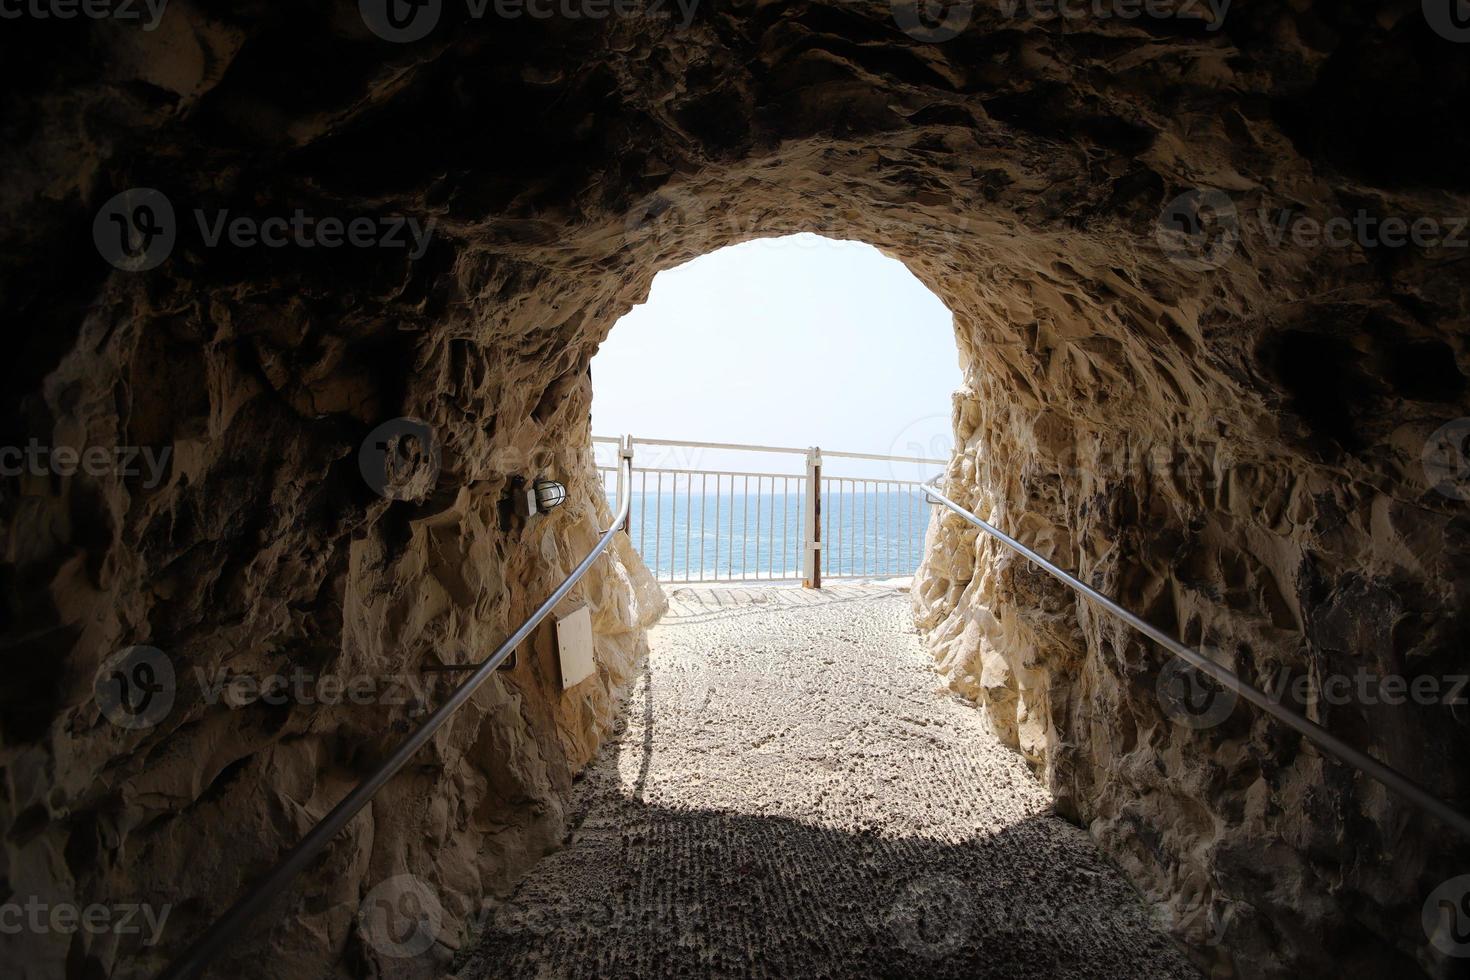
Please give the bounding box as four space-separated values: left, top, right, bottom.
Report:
2 1 1470 978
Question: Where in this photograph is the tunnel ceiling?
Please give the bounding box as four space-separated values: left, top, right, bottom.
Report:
2 2 1469 979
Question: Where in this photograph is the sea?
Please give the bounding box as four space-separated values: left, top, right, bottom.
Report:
606 486 934 582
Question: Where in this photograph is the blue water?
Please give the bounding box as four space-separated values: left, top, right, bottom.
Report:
606 488 932 582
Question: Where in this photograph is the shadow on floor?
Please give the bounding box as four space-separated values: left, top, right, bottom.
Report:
450 648 1199 980
453 800 1194 980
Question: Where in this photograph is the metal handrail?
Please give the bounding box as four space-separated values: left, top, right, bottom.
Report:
159 443 638 980
611 434 947 466
921 476 1470 838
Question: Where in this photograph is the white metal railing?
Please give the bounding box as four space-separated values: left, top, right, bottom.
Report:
821 476 930 579
594 436 944 585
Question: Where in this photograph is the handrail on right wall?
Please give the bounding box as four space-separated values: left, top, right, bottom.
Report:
919 477 1470 838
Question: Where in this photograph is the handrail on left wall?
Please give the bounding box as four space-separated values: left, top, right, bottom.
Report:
158 437 637 980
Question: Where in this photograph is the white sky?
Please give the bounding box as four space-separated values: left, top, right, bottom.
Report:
590 234 961 482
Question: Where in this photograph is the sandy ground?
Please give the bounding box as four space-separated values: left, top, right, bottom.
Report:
457 582 1198 979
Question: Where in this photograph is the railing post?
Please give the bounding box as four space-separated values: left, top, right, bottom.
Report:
618 435 633 537
803 446 822 589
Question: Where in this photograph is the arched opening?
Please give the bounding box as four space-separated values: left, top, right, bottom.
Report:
3 8 1468 980
591 233 960 582
452 232 1205 976
592 233 957 459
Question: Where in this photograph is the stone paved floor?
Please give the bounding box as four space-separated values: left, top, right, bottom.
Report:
458 582 1198 979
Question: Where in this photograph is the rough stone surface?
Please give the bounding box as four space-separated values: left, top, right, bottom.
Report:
455 583 1198 980
2 2 1469 978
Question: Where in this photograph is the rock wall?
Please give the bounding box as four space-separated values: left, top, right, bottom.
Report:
2 1 1468 977
1 254 667 980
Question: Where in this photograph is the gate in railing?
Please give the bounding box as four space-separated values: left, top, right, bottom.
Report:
594 436 946 586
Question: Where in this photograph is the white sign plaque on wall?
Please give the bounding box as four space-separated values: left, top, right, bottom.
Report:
556 601 596 690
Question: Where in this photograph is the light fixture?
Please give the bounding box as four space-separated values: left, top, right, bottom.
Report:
511 477 568 518
533 479 567 512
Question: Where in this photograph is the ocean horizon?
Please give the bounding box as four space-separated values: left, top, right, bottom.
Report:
605 487 934 582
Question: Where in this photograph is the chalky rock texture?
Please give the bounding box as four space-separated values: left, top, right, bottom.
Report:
2 1 1469 978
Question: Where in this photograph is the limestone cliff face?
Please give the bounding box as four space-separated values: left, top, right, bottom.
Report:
1 1 1468 978
1 291 667 979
